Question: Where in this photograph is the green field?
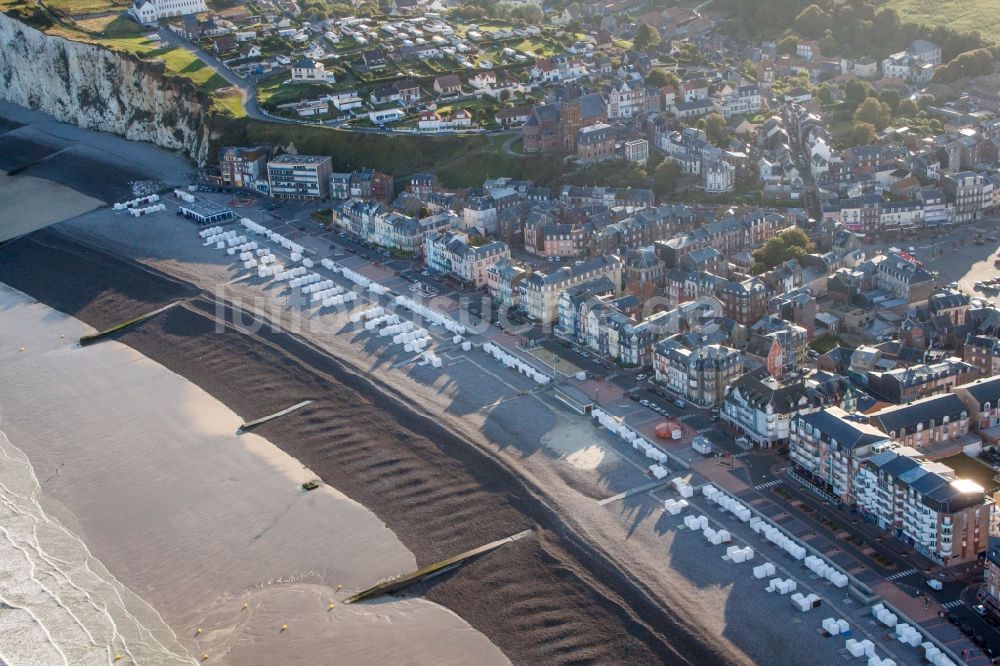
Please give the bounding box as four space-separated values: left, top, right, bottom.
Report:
885 0 1000 42
45 0 127 16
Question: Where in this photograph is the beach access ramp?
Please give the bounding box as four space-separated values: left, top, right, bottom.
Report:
344 529 533 603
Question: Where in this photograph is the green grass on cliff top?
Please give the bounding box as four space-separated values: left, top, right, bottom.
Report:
885 0 1000 44
94 35 232 93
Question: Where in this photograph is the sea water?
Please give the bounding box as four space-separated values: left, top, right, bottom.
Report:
0 429 193 666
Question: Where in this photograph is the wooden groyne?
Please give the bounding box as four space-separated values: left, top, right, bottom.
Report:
239 400 314 431
78 301 182 346
344 529 533 604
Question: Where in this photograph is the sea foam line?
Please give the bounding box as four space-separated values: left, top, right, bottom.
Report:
0 427 195 665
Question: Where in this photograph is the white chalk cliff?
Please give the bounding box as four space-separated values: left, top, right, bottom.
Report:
0 12 211 163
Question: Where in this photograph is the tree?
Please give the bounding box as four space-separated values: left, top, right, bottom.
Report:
645 67 679 89
853 97 891 130
704 113 728 146
932 48 994 83
777 35 798 56
816 83 834 105
871 8 900 41
752 227 814 273
877 89 900 114
844 79 871 109
897 98 918 117
793 4 828 39
652 160 682 197
851 121 877 146
521 4 543 23
635 21 661 50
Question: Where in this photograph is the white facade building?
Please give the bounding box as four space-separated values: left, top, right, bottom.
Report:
130 0 206 23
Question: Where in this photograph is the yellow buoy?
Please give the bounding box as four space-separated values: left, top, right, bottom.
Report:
201 654 209 661
195 628 202 635
280 624 288 633
328 602 335 610
20 347 25 352
242 602 248 610
336 584 343 591
113 656 122 662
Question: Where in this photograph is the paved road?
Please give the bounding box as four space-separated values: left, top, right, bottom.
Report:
156 28 280 122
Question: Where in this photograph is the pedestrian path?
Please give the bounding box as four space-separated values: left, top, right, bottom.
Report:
754 479 782 491
886 568 919 581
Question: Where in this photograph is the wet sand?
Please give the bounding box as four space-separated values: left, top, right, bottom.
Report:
0 282 509 665
0 170 103 241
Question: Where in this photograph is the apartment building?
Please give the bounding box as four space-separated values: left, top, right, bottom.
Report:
864 358 977 404
854 447 993 565
718 277 772 326
624 138 649 165
555 277 618 341
519 255 622 323
267 154 333 200
425 231 511 288
721 373 809 448
654 338 742 407
485 259 528 308
720 85 762 118
942 172 993 223
964 335 1000 378
868 393 969 451
577 123 616 162
350 168 394 204
747 316 809 380
332 201 456 253
871 252 934 304
954 375 1000 433
218 145 269 190
789 407 892 503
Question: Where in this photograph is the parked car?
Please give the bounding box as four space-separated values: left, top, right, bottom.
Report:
636 374 647 381
674 399 686 408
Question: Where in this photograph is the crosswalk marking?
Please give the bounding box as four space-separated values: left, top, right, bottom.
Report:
677 414 698 422
696 427 714 434
942 600 963 610
733 451 751 458
755 479 782 490
886 568 918 581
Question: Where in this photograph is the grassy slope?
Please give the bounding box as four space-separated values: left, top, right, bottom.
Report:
885 0 1000 42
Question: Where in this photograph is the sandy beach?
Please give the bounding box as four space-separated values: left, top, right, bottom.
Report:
0 170 103 241
0 283 508 665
